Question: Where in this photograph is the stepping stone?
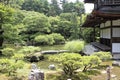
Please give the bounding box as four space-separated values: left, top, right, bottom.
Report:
101 70 106 74
111 74 117 78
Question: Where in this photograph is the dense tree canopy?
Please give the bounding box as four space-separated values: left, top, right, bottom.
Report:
0 3 14 46
0 0 96 47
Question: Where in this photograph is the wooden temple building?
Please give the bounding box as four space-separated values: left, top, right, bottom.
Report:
82 0 120 59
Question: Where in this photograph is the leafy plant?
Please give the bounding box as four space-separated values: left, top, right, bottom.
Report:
49 53 82 77
12 53 25 62
46 35 55 45
0 59 25 76
34 33 65 45
92 51 112 61
50 33 65 44
82 56 101 72
18 46 41 55
64 40 84 53
34 35 49 45
2 48 15 58
0 58 11 73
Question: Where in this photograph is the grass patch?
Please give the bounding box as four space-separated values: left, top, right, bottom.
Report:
84 70 101 76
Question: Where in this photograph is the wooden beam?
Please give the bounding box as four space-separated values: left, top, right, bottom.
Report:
100 26 111 29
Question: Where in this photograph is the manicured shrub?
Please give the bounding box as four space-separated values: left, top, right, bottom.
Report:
18 46 41 55
82 56 101 72
92 51 112 61
2 48 15 58
34 35 49 45
50 33 65 44
46 35 55 45
64 40 84 53
49 53 82 77
0 59 25 76
34 33 65 46
12 53 25 62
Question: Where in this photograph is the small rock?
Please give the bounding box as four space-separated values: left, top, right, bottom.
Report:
112 61 120 66
48 64 56 70
101 70 106 74
111 74 117 78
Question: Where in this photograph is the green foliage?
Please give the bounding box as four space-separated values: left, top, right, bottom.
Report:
48 0 61 16
34 33 65 46
7 60 25 76
59 13 80 39
73 73 91 80
0 58 11 73
0 3 14 47
34 35 49 45
0 58 25 76
22 0 50 15
92 51 112 61
84 70 101 75
12 53 25 62
64 40 84 53
48 16 60 33
62 1 84 14
20 11 51 44
0 0 86 46
58 20 72 39
50 33 65 44
60 13 73 21
82 56 101 72
46 35 55 45
23 11 51 33
3 10 26 43
2 48 15 57
18 46 40 55
49 53 82 77
0 4 14 23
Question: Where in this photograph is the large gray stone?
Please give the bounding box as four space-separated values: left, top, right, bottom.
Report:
112 61 120 66
28 64 44 80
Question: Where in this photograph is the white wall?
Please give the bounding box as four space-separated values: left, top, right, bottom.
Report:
113 28 120 37
113 54 120 59
105 21 111 27
100 23 104 28
113 19 120 26
112 43 120 53
100 21 111 28
100 28 111 39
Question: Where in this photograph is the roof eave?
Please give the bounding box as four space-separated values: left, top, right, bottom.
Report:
84 0 95 3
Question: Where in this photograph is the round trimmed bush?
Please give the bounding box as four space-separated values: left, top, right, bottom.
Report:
92 51 112 61
34 35 48 45
50 33 65 44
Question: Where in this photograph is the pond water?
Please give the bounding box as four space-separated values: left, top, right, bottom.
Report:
39 45 65 51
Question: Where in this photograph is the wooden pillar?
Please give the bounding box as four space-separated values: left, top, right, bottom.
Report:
110 20 113 52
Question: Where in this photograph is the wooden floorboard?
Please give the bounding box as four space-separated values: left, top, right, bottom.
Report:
91 42 111 51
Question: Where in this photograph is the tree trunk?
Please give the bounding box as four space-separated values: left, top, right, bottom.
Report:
0 24 4 54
